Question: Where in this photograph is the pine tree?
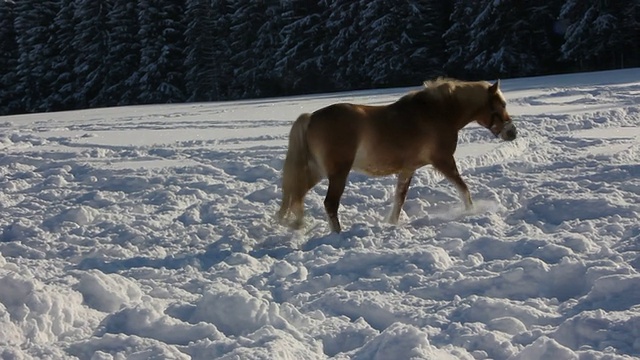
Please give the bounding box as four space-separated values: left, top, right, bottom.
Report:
0 0 20 114
444 0 563 79
272 1 328 94
226 1 276 98
248 2 289 97
416 1 453 78
184 0 220 102
560 0 637 70
318 0 367 90
136 0 186 104
466 1 564 78
46 0 76 111
72 0 109 108
443 0 482 78
518 2 566 75
210 0 234 100
621 0 640 67
3 0 636 114
601 0 640 68
352 0 398 87
102 0 140 106
355 0 450 87
13 0 59 112
459 1 507 78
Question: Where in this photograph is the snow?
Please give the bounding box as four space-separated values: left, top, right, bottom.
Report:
1 68 640 359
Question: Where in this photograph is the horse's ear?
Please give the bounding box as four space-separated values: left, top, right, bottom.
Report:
488 80 500 94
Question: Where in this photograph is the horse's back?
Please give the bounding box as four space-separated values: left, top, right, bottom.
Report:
311 103 368 123
304 103 369 174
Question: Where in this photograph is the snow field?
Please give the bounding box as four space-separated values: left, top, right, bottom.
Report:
0 69 640 359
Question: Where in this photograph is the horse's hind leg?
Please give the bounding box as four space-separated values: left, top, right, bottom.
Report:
388 170 414 224
324 169 349 233
278 167 320 229
432 156 473 210
289 173 321 229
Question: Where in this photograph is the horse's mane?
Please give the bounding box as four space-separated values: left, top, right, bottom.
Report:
423 76 467 88
417 77 491 109
423 76 490 94
391 77 492 117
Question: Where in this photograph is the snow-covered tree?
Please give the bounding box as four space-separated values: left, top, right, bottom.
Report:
210 0 234 100
226 1 279 98
445 0 563 79
443 0 481 78
71 0 109 108
1 0 638 114
618 0 640 68
355 0 450 87
136 0 186 104
13 0 59 112
184 0 217 102
273 0 328 94
247 2 293 97
321 0 367 90
0 0 20 114
45 0 76 111
561 0 640 70
102 0 140 106
468 1 563 78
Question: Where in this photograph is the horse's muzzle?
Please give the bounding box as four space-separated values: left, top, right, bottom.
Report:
500 122 517 141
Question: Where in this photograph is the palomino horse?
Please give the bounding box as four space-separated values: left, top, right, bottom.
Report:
277 78 516 233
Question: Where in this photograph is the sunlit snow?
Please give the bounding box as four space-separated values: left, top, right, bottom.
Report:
1 68 639 359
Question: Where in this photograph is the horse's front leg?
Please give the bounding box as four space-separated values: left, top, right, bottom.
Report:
388 170 414 224
432 156 473 210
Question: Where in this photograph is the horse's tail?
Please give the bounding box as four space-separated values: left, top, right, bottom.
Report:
277 113 318 223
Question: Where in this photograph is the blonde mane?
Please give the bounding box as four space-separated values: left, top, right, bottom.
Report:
423 77 491 94
420 77 492 110
423 76 471 88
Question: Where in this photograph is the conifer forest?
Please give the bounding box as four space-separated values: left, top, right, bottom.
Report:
1 0 638 115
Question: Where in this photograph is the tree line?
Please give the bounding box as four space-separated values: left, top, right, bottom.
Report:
1 0 638 116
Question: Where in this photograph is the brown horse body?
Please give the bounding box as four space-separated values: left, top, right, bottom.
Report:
278 78 516 233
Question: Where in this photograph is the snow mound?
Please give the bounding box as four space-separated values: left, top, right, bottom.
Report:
509 336 578 360
348 322 466 360
75 270 144 312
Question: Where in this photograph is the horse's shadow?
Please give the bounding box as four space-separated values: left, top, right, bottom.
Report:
73 227 364 274
252 222 375 257
73 200 499 275
74 245 234 273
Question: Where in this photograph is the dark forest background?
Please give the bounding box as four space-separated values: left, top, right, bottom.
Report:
1 0 639 116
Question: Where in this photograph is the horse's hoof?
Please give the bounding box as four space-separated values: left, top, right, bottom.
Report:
327 216 341 233
290 218 304 230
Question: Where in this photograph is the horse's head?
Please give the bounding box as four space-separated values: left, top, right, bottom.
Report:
478 80 516 141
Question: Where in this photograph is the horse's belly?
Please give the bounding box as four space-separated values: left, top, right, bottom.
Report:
352 163 399 176
352 145 419 176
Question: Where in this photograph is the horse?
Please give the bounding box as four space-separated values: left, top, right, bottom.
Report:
277 78 516 233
